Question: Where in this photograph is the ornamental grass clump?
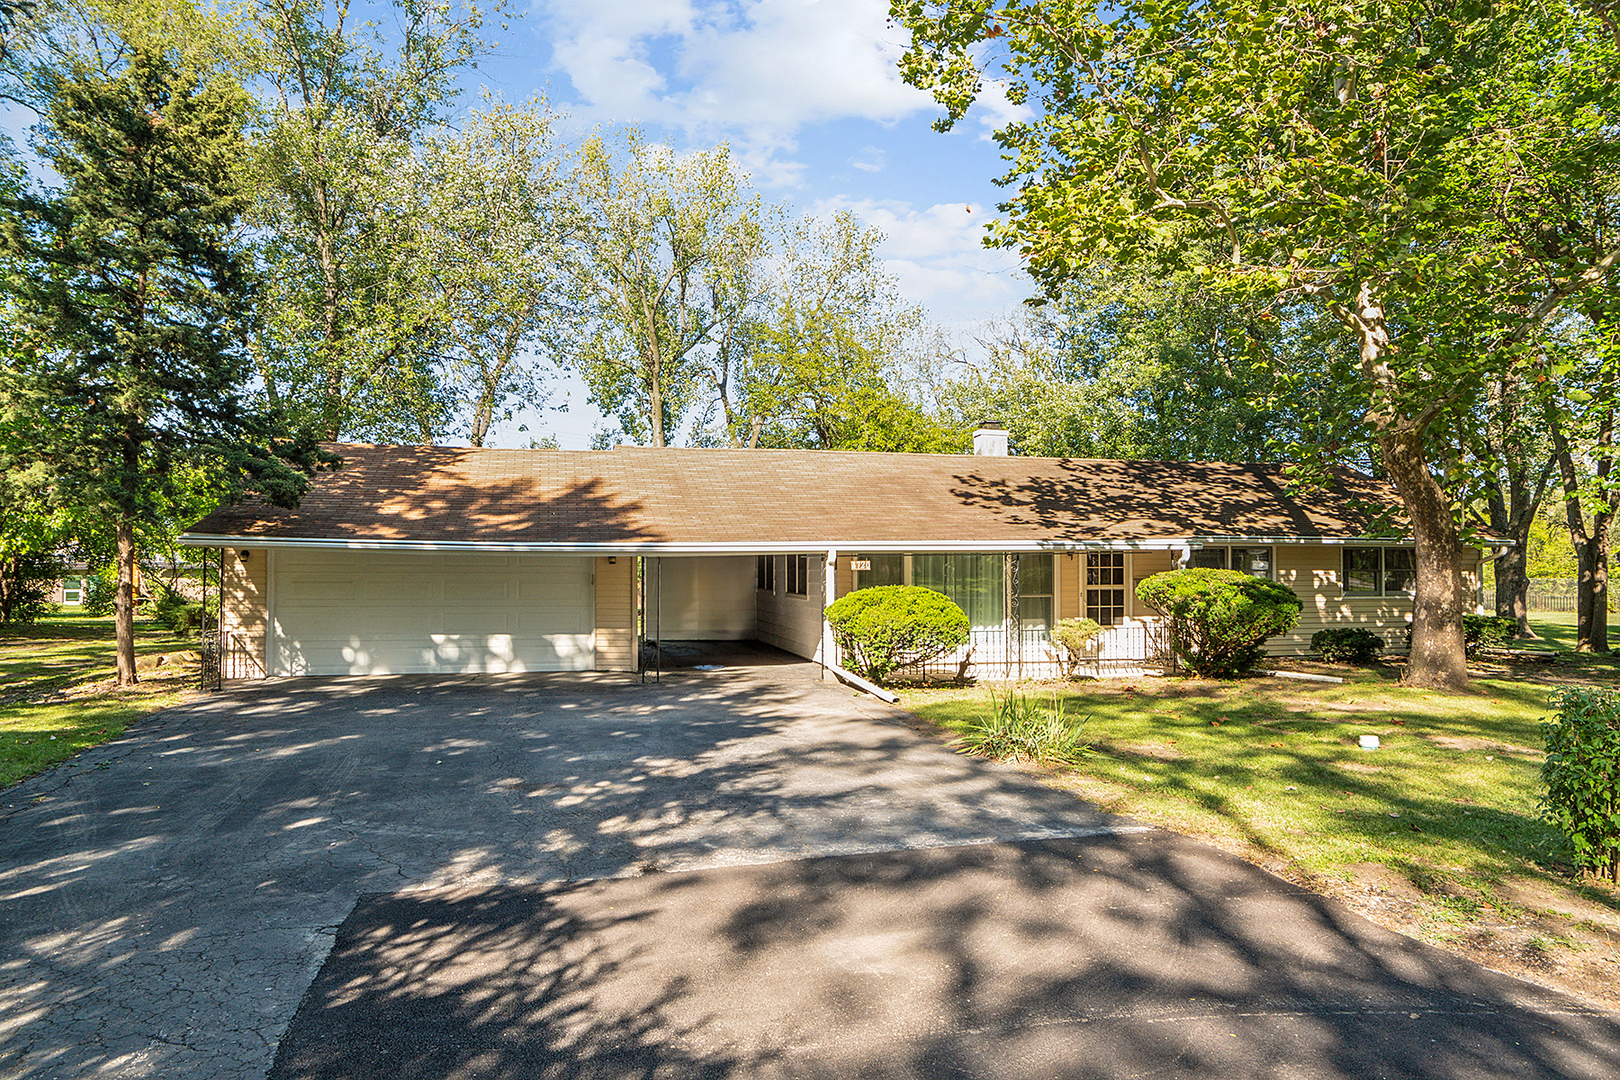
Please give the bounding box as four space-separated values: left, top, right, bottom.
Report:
1135 568 1301 678
1540 687 1620 882
824 585 970 681
952 687 1091 765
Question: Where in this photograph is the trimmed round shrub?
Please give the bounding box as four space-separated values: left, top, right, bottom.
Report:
1135 568 1302 678
825 585 970 681
1311 627 1386 664
1051 617 1104 678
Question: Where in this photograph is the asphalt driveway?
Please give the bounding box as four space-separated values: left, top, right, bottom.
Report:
3 661 1619 1079
0 662 1126 1080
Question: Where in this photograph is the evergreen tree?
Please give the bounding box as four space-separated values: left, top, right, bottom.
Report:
1 17 324 684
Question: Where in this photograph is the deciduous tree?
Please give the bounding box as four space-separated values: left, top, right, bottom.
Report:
895 0 1620 687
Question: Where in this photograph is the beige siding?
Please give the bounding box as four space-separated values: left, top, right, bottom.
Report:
834 558 856 601
1268 544 1492 654
222 549 268 680
1057 553 1081 620
1128 550 1175 620
594 556 637 671
757 554 826 660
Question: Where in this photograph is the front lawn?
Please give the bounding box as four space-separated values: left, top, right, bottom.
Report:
902 664 1620 1009
1 614 200 788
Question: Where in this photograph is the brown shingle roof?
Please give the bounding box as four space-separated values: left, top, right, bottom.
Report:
181 443 1405 549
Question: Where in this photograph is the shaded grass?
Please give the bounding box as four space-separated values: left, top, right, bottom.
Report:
1 614 198 787
902 669 1620 963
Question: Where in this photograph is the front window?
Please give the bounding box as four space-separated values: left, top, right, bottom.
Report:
1384 548 1417 596
1343 547 1416 597
1017 553 1053 632
62 578 83 604
1231 546 1273 580
1191 546 1272 579
1086 552 1126 626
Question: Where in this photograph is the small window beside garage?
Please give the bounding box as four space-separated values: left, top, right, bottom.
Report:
786 554 810 597
756 554 775 592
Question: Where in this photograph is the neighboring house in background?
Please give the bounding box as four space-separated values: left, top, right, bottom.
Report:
50 562 91 607
179 427 1490 681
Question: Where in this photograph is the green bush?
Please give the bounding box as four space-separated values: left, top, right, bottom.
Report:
952 688 1091 765
82 565 117 616
825 585 970 681
1465 614 1518 654
1311 627 1385 664
0 552 65 624
1402 614 1519 657
1540 687 1620 882
151 583 203 638
1135 568 1302 678
1050 617 1104 677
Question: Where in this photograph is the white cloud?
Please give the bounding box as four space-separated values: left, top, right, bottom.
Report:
809 196 1030 328
534 0 934 183
850 146 885 172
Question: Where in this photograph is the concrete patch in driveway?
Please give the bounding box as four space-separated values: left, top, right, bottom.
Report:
267 834 1620 1080
0 666 1129 1080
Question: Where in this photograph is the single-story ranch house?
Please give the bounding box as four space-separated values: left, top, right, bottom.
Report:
179 427 1488 681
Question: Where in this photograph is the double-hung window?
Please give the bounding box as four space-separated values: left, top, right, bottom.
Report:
1342 547 1417 597
786 554 810 597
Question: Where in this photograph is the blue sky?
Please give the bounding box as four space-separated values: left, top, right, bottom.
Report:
1 1 1037 448
469 0 1035 447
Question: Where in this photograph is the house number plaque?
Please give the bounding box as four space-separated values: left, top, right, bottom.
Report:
850 559 872 571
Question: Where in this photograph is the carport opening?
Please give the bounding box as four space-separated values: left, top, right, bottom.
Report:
641 555 829 680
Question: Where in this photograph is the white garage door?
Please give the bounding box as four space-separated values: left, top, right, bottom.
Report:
269 550 594 676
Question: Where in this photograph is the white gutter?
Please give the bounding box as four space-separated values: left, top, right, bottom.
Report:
178 534 1405 555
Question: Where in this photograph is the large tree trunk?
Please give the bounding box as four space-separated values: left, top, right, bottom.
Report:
1492 542 1534 637
1550 398 1615 653
1379 426 1471 688
1350 282 1469 689
115 515 138 686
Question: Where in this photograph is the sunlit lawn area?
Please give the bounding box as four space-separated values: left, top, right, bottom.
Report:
1 613 199 788
901 646 1620 1002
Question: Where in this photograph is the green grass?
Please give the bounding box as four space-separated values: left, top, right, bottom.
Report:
1 613 199 788
902 667 1620 952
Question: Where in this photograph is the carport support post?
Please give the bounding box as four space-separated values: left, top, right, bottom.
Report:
822 548 836 680
655 556 662 684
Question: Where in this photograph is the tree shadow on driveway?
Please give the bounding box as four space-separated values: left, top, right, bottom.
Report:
269 834 1620 1080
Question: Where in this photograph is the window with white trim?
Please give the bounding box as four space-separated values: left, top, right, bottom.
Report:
1342 547 1417 597
756 554 775 592
1189 546 1273 579
1086 552 1126 626
61 577 83 604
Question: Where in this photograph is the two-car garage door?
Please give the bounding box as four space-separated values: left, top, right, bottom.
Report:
269 550 594 676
